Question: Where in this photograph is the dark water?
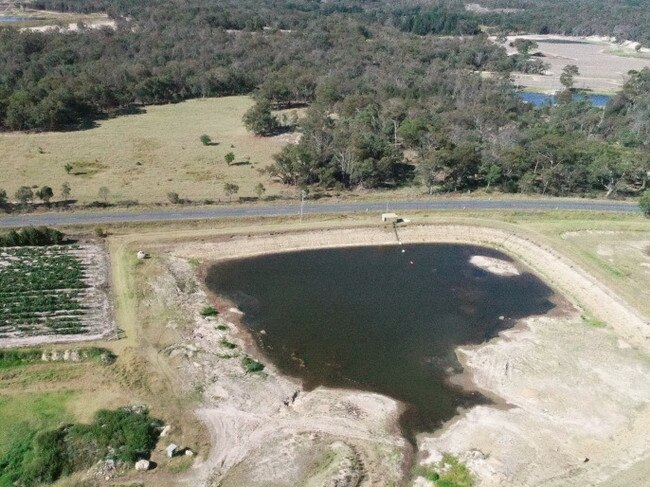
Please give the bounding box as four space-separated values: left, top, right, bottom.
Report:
0 17 32 22
206 244 556 437
518 91 611 107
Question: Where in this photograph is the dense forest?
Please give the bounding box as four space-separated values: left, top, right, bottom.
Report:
265 67 649 196
0 0 649 198
474 0 650 44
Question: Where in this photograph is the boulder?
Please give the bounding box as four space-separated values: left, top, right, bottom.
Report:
166 443 178 458
135 459 150 471
136 250 147 260
160 425 172 437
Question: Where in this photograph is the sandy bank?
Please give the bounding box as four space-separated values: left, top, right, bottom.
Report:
469 255 520 276
21 19 116 32
491 34 650 92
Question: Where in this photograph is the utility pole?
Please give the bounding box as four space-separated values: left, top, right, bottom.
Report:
300 190 307 223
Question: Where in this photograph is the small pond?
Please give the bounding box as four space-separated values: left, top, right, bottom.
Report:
206 244 557 438
519 91 611 107
0 17 32 23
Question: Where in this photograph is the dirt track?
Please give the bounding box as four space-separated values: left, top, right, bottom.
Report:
158 223 650 486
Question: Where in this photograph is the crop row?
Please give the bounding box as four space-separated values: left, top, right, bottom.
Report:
0 262 87 292
0 245 94 337
0 316 87 334
1 295 85 313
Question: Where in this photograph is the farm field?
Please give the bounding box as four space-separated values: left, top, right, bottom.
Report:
0 211 648 485
0 96 298 206
0 243 112 346
494 34 650 93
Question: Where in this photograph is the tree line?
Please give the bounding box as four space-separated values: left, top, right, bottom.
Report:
252 67 649 197
475 0 650 45
4 0 649 132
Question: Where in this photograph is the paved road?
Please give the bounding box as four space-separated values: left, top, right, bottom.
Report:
0 198 639 228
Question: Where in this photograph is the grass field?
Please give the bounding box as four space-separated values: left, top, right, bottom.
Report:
0 96 297 205
0 390 75 456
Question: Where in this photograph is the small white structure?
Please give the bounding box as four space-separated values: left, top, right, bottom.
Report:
135 459 150 471
136 250 147 260
166 443 178 458
381 212 399 223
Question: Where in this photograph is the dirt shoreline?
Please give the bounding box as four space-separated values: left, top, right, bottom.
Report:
163 223 650 486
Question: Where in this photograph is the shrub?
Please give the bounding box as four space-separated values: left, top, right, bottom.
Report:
224 182 239 201
61 182 71 201
94 227 107 238
35 186 54 204
167 191 180 204
200 306 219 317
70 408 162 463
98 186 110 202
0 227 65 246
254 183 266 199
640 190 650 217
242 99 279 135
15 186 34 205
23 428 70 483
0 408 162 486
0 348 115 370
199 134 211 145
224 152 235 165
242 357 264 373
436 454 473 487
220 339 237 349
0 349 43 369
84 347 117 365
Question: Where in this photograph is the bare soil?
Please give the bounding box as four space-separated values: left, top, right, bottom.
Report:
492 34 650 92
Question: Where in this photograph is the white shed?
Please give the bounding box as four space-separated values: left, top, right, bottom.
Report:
381 213 399 223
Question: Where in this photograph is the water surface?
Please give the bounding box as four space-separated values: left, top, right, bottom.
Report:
206 244 556 436
518 91 611 107
0 17 32 23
